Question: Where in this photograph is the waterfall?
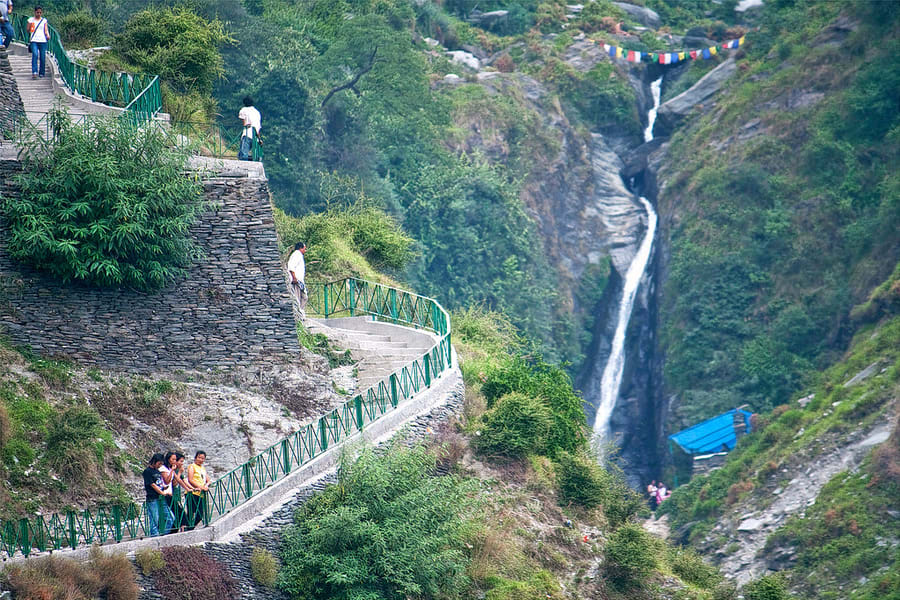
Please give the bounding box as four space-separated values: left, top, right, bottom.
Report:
592 77 662 444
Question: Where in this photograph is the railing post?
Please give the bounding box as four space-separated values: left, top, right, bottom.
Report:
67 510 77 549
390 288 398 320
349 279 356 317
424 355 431 387
319 417 329 451
242 462 253 500
112 505 123 542
281 438 291 475
355 395 364 430
19 518 30 556
324 285 331 318
390 374 398 408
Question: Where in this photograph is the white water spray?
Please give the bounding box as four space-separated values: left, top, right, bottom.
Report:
593 77 662 444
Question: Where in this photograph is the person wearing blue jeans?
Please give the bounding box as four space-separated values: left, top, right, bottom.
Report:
142 454 174 536
0 1 13 50
27 5 49 78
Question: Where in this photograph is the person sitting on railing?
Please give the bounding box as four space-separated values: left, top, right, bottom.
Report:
287 241 308 320
237 96 261 161
184 450 210 530
27 5 49 79
0 0 13 50
143 453 174 537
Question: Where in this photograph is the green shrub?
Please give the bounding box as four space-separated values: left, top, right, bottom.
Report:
6 112 203 292
668 547 722 589
114 7 233 95
484 570 560 600
555 452 643 526
274 196 414 281
250 547 279 588
30 358 72 388
604 523 659 590
135 547 165 576
57 11 105 48
474 392 552 458
742 573 789 600
279 445 477 600
45 405 107 481
481 356 586 456
154 546 238 600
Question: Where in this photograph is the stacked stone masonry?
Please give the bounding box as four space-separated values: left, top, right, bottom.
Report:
0 159 300 371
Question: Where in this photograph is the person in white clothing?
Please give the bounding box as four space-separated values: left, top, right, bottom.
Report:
237 96 262 160
27 5 50 79
287 241 308 319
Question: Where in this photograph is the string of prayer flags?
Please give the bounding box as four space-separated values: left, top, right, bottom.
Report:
599 35 745 64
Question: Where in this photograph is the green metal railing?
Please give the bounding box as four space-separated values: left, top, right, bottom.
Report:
0 111 263 161
0 278 449 558
11 14 162 124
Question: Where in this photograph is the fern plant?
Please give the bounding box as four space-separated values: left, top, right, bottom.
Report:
4 109 203 292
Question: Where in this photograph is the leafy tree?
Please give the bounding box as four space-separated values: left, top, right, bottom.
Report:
114 7 233 95
4 113 203 292
279 445 477 600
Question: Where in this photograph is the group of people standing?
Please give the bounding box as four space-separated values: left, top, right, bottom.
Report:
142 451 211 537
647 480 671 509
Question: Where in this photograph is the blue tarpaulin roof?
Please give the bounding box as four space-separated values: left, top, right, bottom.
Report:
668 409 753 455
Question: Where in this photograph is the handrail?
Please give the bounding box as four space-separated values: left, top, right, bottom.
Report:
0 278 450 557
0 111 263 161
11 14 162 124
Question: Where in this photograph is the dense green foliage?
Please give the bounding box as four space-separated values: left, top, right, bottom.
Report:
279 445 477 600
4 114 203 292
481 356 586 456
114 8 230 95
555 451 642 526
473 391 553 458
660 0 900 424
661 315 900 537
603 523 659 590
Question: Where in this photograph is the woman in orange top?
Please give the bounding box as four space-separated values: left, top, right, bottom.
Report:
27 5 50 79
185 450 210 530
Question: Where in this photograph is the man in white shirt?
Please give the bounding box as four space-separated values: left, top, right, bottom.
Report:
0 1 13 50
237 96 262 161
287 241 307 319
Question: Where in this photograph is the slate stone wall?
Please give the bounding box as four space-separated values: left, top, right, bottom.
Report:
0 159 301 372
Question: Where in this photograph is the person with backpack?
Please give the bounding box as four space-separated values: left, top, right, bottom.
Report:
27 5 50 79
0 1 14 50
237 96 262 160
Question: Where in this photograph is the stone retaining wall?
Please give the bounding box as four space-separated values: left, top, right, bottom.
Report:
0 158 300 371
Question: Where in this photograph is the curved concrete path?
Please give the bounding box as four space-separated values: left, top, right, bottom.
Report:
1 317 461 564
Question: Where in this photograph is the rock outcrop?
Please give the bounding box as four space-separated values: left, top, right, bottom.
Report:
655 58 738 137
613 2 662 28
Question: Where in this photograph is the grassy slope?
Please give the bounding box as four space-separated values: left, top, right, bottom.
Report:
657 0 900 424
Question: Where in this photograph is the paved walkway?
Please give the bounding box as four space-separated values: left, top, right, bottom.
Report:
6 43 115 129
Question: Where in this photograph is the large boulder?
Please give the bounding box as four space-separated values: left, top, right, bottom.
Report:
655 58 737 136
613 2 661 28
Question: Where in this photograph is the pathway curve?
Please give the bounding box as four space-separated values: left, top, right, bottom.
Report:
6 44 115 128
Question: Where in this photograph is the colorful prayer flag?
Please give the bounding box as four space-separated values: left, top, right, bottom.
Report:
627 50 637 62
690 50 699 60
710 46 718 56
702 47 711 59
616 46 624 59
679 52 686 61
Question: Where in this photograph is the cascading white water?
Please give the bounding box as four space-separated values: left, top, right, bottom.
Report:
593 77 662 444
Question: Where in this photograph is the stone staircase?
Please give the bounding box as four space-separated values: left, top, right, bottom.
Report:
306 316 437 392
